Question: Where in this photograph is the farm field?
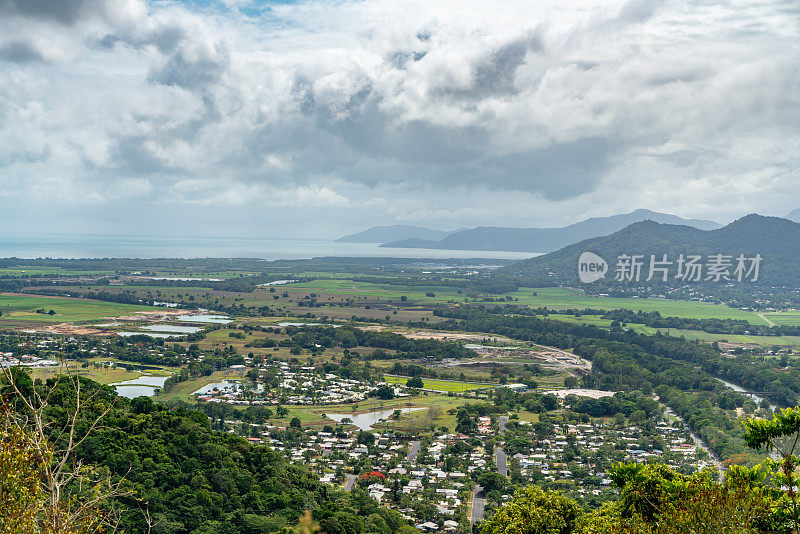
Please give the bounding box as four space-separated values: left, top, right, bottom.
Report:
763 312 800 326
0 293 159 325
281 279 465 302
506 287 765 322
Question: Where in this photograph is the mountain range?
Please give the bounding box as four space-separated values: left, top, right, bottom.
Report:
375 209 721 253
497 214 800 287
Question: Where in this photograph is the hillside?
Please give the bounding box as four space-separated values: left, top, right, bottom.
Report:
380 209 721 252
496 214 800 288
337 225 454 243
786 208 800 222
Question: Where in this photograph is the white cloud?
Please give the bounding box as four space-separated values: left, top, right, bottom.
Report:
0 0 798 236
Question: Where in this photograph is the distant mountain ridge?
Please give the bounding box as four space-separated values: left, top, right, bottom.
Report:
336 225 455 243
497 214 800 287
379 209 721 253
786 209 800 222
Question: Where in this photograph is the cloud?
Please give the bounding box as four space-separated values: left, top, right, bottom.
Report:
0 0 797 237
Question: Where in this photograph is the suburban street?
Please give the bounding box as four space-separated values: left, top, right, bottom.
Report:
496 447 508 477
498 415 508 433
470 485 485 524
343 474 357 491
407 440 421 463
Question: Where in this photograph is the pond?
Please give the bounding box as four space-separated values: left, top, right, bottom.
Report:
178 314 232 324
141 324 203 334
325 407 424 431
113 375 169 399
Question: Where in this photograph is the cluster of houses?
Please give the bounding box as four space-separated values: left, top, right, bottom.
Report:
197 360 407 405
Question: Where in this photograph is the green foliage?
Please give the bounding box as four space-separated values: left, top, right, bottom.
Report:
405 376 423 389
582 463 777 534
480 485 581 534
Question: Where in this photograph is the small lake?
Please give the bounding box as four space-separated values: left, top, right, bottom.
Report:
260 280 297 286
178 314 232 324
141 324 203 334
113 375 169 398
325 407 424 431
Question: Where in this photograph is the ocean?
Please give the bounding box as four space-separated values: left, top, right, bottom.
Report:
0 233 537 260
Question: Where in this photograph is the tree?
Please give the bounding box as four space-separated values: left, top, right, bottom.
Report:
290 417 302 429
1 366 132 533
477 472 507 494
563 376 579 389
582 462 775 534
370 385 395 400
744 407 800 530
406 376 424 389
481 485 580 534
357 431 375 447
276 405 289 418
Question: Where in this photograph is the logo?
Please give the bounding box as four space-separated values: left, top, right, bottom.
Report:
578 252 608 283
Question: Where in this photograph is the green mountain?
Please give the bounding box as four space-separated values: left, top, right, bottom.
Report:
380 209 721 252
336 225 454 243
496 214 800 287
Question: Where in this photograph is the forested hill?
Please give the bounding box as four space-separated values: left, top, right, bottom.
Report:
495 214 800 288
4 373 408 534
380 209 721 252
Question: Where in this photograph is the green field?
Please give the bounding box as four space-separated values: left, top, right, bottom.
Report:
383 374 494 392
763 312 800 326
506 287 765 323
281 279 465 302
551 312 800 347
0 293 157 324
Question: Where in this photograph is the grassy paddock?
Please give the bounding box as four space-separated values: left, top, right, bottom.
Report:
382 374 494 392
0 293 156 324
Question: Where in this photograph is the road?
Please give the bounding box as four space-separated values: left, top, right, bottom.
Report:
495 447 508 477
498 416 508 433
408 440 421 463
343 474 357 491
470 485 485 524
758 313 776 327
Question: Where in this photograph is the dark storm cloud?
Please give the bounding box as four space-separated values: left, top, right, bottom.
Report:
0 0 102 25
0 41 45 63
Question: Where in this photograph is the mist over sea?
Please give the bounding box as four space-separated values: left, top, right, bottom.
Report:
0 233 536 260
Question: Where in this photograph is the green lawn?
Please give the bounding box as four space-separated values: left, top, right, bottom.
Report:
0 293 157 324
383 374 494 392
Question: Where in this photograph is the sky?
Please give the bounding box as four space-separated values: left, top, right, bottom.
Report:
0 0 798 239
